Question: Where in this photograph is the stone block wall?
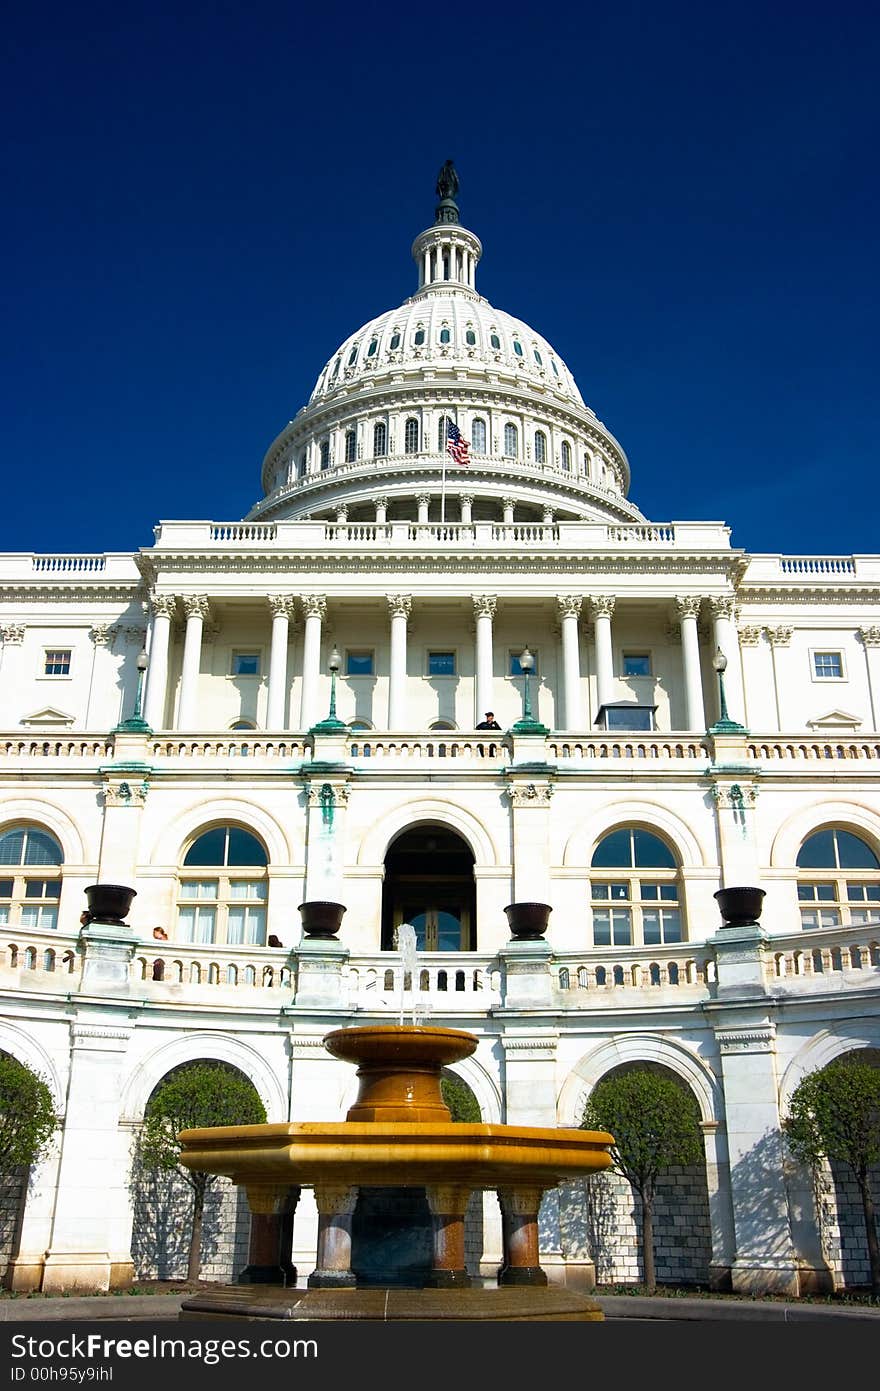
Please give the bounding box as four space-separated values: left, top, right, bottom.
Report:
584 1166 712 1286
815 1161 880 1290
0 1170 26 1280
131 1169 249 1282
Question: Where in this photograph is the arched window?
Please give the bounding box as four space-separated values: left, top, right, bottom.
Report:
298 452 307 478
390 330 401 350
551 358 559 377
503 423 518 457
465 328 476 346
590 828 682 947
437 415 453 451
367 337 378 357
0 826 63 929
404 418 420 454
330 358 340 381
347 344 359 366
513 340 523 357
178 826 268 947
534 430 547 464
533 348 543 366
796 828 880 928
471 419 487 454
439 327 451 345
319 439 330 470
490 332 501 350
413 327 425 347
344 429 357 463
373 421 387 457
561 440 572 471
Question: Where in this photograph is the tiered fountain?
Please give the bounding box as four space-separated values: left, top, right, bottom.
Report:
177 918 614 1321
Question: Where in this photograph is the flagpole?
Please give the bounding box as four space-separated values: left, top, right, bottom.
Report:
440 423 447 525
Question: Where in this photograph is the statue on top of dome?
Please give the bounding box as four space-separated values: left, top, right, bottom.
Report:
435 160 459 203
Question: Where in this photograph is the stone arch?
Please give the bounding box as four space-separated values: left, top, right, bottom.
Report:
146 798 295 869
557 1033 721 1127
119 1032 287 1122
0 1022 65 1113
357 798 499 869
770 800 880 870
778 1023 880 1113
0 799 87 867
562 799 707 870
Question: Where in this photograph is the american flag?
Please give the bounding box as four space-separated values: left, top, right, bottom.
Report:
446 420 470 467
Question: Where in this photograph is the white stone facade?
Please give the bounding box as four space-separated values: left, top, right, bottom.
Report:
1 185 879 1296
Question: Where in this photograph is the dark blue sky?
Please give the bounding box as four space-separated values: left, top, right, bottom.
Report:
3 1 878 558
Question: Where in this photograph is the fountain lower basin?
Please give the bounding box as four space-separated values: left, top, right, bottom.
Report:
178 1024 613 1320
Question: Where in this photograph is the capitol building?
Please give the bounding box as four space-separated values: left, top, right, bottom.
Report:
1 168 879 1298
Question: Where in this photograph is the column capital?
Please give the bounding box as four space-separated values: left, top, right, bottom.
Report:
313 1184 359 1216
149 593 177 620
386 594 412 620
300 595 327 621
1 623 25 645
765 625 793 648
90 624 118 647
674 595 702 621
708 596 738 622
472 594 497 620
739 625 763 646
416 492 432 507
858 626 880 647
182 594 210 621
588 595 615 621
373 495 389 509
556 595 582 621
457 488 473 502
267 594 297 620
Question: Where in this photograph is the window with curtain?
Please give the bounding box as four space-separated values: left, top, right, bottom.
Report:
177 826 268 946
0 826 63 930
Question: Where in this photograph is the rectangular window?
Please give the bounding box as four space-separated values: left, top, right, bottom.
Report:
604 706 654 731
20 904 58 930
346 650 374 676
177 905 217 944
593 907 632 947
428 651 456 677
846 883 880 902
227 905 267 946
799 906 841 929
231 652 261 677
509 651 539 676
812 651 844 680
622 652 652 677
43 649 71 677
179 880 219 900
643 908 682 945
797 883 836 902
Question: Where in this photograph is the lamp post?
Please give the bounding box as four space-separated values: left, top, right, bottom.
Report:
511 646 549 735
708 646 746 734
113 650 152 734
309 646 347 734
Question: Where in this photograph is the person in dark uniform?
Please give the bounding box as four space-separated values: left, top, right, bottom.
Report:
476 712 501 729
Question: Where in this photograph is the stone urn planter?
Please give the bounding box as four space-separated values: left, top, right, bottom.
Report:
298 900 347 939
714 886 765 927
504 902 552 940
84 883 137 925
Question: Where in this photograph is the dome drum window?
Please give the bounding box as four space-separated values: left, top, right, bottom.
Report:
513 340 524 357
404 418 420 454
344 430 357 463
490 332 501 350
373 422 387 457
471 419 487 454
413 328 426 347
348 345 359 366
561 440 572 472
439 327 451 345
534 431 547 464
390 331 401 350
178 826 268 947
465 328 476 346
367 338 378 357
0 826 63 930
503 423 518 457
796 828 880 929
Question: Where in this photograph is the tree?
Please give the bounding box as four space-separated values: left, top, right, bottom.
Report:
783 1056 880 1294
0 1054 57 1177
440 1073 481 1123
581 1067 703 1293
137 1062 266 1283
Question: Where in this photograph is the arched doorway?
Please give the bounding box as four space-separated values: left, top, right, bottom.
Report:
381 825 476 951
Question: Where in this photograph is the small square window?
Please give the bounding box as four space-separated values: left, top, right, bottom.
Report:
812 651 844 680
623 653 651 677
428 651 456 677
346 651 374 676
44 649 71 677
509 651 539 677
232 652 260 677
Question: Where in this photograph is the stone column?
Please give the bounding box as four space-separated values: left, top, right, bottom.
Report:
85 625 119 729
497 1186 548 1286
766 626 793 731
143 595 176 730
859 627 880 731
239 1184 300 1285
700 1120 737 1290
589 596 616 715
308 1185 358 1287
41 1022 135 1293
374 496 388 524
472 595 496 724
416 492 431 524
459 491 473 524
675 596 706 730
425 1184 472 1287
709 597 745 726
176 594 209 730
502 496 515 526
266 595 295 729
557 596 584 731
298 596 327 729
386 594 412 729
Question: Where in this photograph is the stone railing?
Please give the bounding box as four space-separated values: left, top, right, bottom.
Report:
548 736 707 761
346 953 502 1011
149 735 311 761
347 734 507 762
742 554 880 583
765 924 880 989
32 555 107 573
553 943 715 999
0 737 115 760
209 523 278 542
132 943 294 994
745 736 880 762
0 929 81 988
